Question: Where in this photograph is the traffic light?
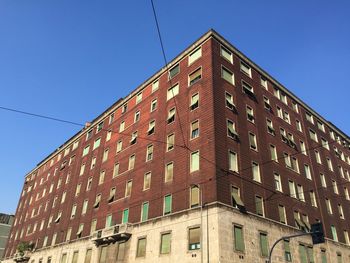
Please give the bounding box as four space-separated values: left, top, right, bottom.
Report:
311 222 325 245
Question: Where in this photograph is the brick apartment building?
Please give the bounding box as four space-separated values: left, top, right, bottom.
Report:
2 30 350 263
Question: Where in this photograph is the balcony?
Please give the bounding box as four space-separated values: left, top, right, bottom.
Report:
91 223 132 246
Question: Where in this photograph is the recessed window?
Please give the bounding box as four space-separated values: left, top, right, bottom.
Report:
109 113 114 124
163 195 172 215
331 225 338 241
249 132 257 151
151 99 157 112
136 92 142 104
119 121 125 132
317 121 325 132
274 87 280 99
105 214 112 228
292 101 299 113
288 181 297 199
190 186 200 208
97 122 104 133
121 103 127 114
320 173 327 188
326 158 333 171
166 134 175 151
255 196 264 216
116 140 123 153
259 232 268 257
86 129 93 141
190 151 200 172
130 131 137 145
306 112 314 124
143 172 151 190
86 177 92 191
167 108 176 124
93 138 101 150
141 202 149 222
113 163 119 178
125 181 132 197
188 47 202 64
106 130 112 141
128 155 135 170
169 64 179 79
146 145 153 161
188 227 201 250
270 145 278 162
266 119 275 135
274 173 282 192
233 225 245 252
188 68 202 86
326 199 333 214
220 45 233 63
231 186 244 209
122 209 129 223
191 120 199 139
280 93 288 105
102 148 109 162
278 205 286 224
338 204 344 219
221 66 234 85
227 120 238 140
148 120 155 135
82 199 88 214
252 162 261 182
167 84 179 100
297 184 305 202
310 191 317 207
296 120 302 132
242 81 255 98
246 105 255 123
134 111 140 123
190 93 199 110
93 194 101 209
98 171 105 185
160 232 171 254
225 92 236 111
263 96 271 111
152 79 159 93
332 180 339 194
304 164 312 180
82 145 90 157
321 138 329 150
108 188 115 203
309 129 318 142
260 76 268 89
136 237 146 257
228 150 238 173
165 162 174 183
240 61 252 78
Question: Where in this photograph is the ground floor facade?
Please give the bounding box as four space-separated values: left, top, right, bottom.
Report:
2 203 350 263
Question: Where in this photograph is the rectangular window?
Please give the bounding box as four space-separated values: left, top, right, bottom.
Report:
113 163 119 177
259 232 269 257
167 84 179 100
189 68 202 86
86 130 93 141
252 162 261 182
220 45 233 62
322 138 329 150
261 76 268 89
246 106 255 123
255 196 264 216
152 79 159 92
164 195 172 215
141 202 149 222
297 184 305 202
278 205 286 224
309 129 318 142
249 132 257 150
326 199 333 214
134 111 140 123
148 120 155 135
274 173 282 192
191 120 199 139
98 171 105 185
284 240 292 261
338 204 344 219
167 108 176 124
225 92 236 111
306 112 314 124
165 162 174 182
169 64 179 79
190 186 200 207
242 81 255 97
146 144 153 161
317 121 325 132
82 200 88 214
188 227 201 250
136 237 146 257
128 154 135 170
228 150 238 173
326 158 333 171
304 164 312 180
310 191 317 207
93 194 101 209
221 66 234 85
240 61 252 77
289 181 297 198
143 172 151 190
296 120 303 132
119 121 125 132
108 188 116 203
263 96 272 111
136 92 142 104
122 209 129 223
93 138 101 150
130 131 137 145
189 47 202 64
227 120 238 139
90 157 96 169
102 148 109 162
166 133 175 151
332 180 339 194
190 151 200 172
151 99 157 112
331 225 338 241
270 145 278 162
315 150 322 164
160 232 171 254
82 145 90 156
105 214 112 228
125 181 132 197
97 122 104 133
116 140 123 153
320 174 327 187
233 225 245 252
266 119 275 135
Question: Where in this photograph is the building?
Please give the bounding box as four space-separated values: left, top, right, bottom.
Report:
3 29 350 263
0 214 14 260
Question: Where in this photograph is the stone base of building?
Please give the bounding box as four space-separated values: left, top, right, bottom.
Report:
2 203 350 263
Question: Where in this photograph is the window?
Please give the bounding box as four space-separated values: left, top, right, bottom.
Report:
227 120 238 139
331 225 338 241
108 188 116 203
152 79 159 92
109 113 114 124
252 162 261 182
167 108 176 124
97 122 104 133
128 154 135 170
167 84 179 100
284 111 291 124
344 230 350 245
326 158 333 171
93 194 101 209
82 200 88 214
320 173 327 187
105 214 113 228
82 145 90 157
249 132 257 150
297 185 305 202
116 140 123 153
263 96 272 111
281 93 288 105
61 191 66 203
188 227 201 250
284 153 299 172
72 140 79 150
148 120 155 135
143 172 151 190
310 191 317 207
151 99 157 112
146 145 153 161
336 253 342 263
306 112 314 124
93 138 101 150
344 187 350 200
190 185 200 207
322 138 329 150
246 106 255 123
164 195 172 215
332 180 339 194
304 164 312 180
315 151 322 164
317 121 325 132
125 181 132 197
274 87 280 99
284 239 292 261
242 81 255 97
261 76 268 89
296 120 303 132
160 232 171 254
338 204 344 219
136 92 142 104
220 45 232 63
270 145 278 162
189 68 202 85
169 64 179 79
75 184 81 196
119 121 125 132
240 61 251 77
165 162 174 182
102 148 109 162
130 131 137 145
266 119 275 135
70 204 77 219
113 163 120 177
326 199 333 214
122 209 129 223
274 173 282 192
86 177 92 191
278 205 286 224
221 66 234 85
259 232 268 257
141 202 149 222
86 130 93 141
60 254 67 263
98 171 105 185
166 133 175 151
233 225 245 252
90 157 96 169
190 93 199 110
225 92 236 111
309 129 318 142
76 224 83 238
191 120 199 139
228 150 238 173
289 181 297 198
90 219 97 235
134 110 140 123
255 196 264 216
299 244 314 263
190 151 200 172
136 237 146 257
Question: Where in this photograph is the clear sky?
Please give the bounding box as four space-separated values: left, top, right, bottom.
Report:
0 0 349 214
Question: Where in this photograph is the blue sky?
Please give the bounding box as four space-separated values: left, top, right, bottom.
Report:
0 0 349 214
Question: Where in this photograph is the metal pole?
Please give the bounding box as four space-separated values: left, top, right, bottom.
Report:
268 232 311 263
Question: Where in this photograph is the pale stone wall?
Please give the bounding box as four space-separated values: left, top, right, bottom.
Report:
2 204 350 263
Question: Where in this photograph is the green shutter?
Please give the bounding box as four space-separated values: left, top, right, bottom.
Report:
234 226 245 252
299 244 307 263
307 247 314 263
160 233 171 254
122 209 129 223
260 233 268 257
321 250 327 263
141 203 149 222
164 195 172 214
